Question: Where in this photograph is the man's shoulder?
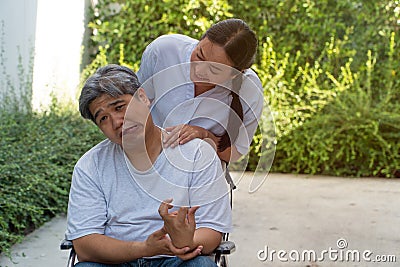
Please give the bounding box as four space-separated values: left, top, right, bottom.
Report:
180 138 213 152
171 138 219 165
77 139 119 164
85 138 115 153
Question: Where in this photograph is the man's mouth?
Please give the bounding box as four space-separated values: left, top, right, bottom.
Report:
191 69 210 83
122 124 139 135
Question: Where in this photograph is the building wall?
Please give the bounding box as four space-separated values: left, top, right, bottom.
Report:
0 0 90 111
32 0 89 111
0 0 37 110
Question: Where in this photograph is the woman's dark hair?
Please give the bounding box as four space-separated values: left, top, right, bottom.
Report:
202 18 257 71
202 19 257 155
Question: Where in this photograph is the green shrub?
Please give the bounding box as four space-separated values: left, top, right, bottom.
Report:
83 0 399 177
0 103 104 254
256 33 400 177
86 0 232 68
273 79 400 177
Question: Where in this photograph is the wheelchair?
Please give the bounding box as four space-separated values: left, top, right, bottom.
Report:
61 165 236 267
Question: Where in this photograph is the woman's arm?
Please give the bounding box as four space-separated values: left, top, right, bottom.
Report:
163 124 242 162
217 145 242 163
163 125 218 148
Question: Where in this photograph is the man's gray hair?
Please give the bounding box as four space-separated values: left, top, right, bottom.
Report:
79 64 141 122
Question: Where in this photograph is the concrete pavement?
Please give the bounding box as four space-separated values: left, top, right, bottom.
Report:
0 172 399 267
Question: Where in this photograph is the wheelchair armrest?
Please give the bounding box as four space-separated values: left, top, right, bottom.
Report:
60 238 235 254
60 239 74 250
214 240 236 255
60 239 77 267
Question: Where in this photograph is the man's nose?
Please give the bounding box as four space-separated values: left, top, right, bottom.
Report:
196 63 209 78
111 114 124 130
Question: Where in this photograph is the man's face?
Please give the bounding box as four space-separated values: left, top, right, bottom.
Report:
89 94 133 145
190 37 236 86
122 88 152 149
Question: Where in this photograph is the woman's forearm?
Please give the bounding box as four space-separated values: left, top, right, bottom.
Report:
217 145 242 163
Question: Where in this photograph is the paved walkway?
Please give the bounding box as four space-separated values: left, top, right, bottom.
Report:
0 173 399 267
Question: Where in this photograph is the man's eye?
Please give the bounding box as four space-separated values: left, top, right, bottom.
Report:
196 53 204 61
99 116 107 123
116 105 125 111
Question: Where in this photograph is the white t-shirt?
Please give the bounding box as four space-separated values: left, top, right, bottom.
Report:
137 34 264 155
65 138 232 243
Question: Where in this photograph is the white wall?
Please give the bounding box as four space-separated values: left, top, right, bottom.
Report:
0 0 89 111
32 0 88 110
0 0 37 108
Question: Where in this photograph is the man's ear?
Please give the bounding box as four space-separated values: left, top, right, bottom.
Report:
137 88 150 106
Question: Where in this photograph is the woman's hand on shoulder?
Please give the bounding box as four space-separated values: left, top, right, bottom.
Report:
163 124 216 148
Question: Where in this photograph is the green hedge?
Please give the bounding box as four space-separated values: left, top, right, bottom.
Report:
0 104 104 254
274 86 400 177
85 0 399 177
250 31 400 177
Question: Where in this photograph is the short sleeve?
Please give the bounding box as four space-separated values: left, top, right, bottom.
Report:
137 41 157 100
235 70 264 155
65 158 107 240
189 140 232 233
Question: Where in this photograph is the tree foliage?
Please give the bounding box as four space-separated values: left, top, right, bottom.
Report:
84 0 399 177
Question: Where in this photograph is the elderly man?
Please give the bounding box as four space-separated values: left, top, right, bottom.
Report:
65 64 231 267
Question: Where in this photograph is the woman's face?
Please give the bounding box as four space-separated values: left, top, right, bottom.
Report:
190 37 236 87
